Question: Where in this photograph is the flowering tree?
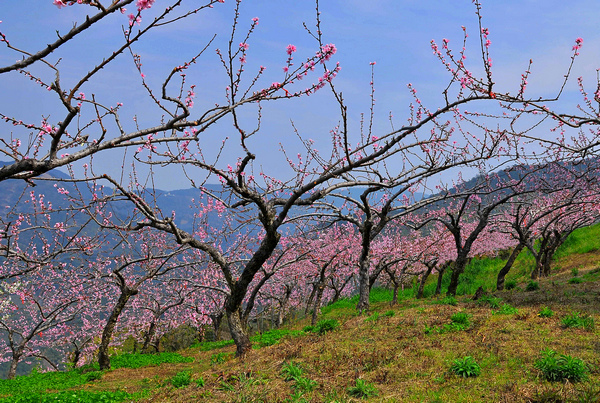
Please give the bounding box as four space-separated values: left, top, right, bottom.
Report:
2 0 600 362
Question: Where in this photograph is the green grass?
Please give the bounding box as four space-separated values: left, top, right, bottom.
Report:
0 390 146 403
0 352 192 400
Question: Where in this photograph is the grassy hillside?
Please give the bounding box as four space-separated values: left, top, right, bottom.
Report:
2 225 600 402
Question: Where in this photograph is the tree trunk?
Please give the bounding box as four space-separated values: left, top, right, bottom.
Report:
142 320 158 354
356 257 371 313
391 282 399 306
496 243 525 290
305 283 318 315
98 289 137 370
447 256 468 297
416 263 435 299
7 351 22 380
226 307 251 358
311 284 325 326
435 266 445 296
209 312 224 342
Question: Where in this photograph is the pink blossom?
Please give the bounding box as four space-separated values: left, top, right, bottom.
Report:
286 44 297 55
136 0 155 11
239 42 249 51
53 0 66 8
252 17 259 24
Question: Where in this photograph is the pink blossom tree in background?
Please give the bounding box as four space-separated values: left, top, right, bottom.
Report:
2 0 600 365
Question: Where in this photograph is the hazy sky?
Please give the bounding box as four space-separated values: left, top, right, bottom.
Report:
1 1 599 190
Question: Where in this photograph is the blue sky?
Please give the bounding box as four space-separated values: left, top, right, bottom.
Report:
1 1 599 190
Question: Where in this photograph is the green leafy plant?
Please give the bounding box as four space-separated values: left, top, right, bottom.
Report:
450 356 481 378
561 312 595 330
534 349 588 382
505 279 517 290
169 371 192 388
195 377 205 388
109 352 193 369
365 312 380 322
538 306 554 318
282 361 304 381
83 371 103 382
347 378 378 399
526 281 539 291
211 351 233 365
571 267 579 277
293 376 317 392
313 319 339 335
383 310 395 317
477 294 501 308
450 311 470 325
493 303 519 315
252 329 303 347
568 277 583 284
440 296 457 306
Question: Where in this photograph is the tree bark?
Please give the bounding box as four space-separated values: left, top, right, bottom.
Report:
311 284 326 326
98 288 137 370
7 351 22 380
226 307 251 358
435 263 449 296
416 262 436 299
142 320 158 354
496 243 525 290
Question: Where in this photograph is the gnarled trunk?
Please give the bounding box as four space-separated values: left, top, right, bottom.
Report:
496 244 524 290
226 307 251 358
98 288 137 370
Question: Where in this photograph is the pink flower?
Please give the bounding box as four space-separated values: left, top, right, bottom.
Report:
252 17 259 24
286 44 297 55
53 0 66 8
239 42 249 51
136 0 155 11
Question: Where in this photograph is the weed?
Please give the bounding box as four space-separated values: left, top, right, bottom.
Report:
109 352 193 369
83 371 103 382
211 351 233 364
286 390 309 403
568 277 583 284
450 311 470 325
571 267 580 277
282 361 303 381
195 377 205 388
347 379 378 399
450 356 481 378
365 312 380 322
526 281 540 291
252 329 303 347
169 371 192 388
534 349 588 382
538 307 554 318
505 279 517 290
293 376 317 392
561 312 595 330
478 295 502 308
493 303 519 315
383 310 395 317
439 296 457 306
314 319 340 335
